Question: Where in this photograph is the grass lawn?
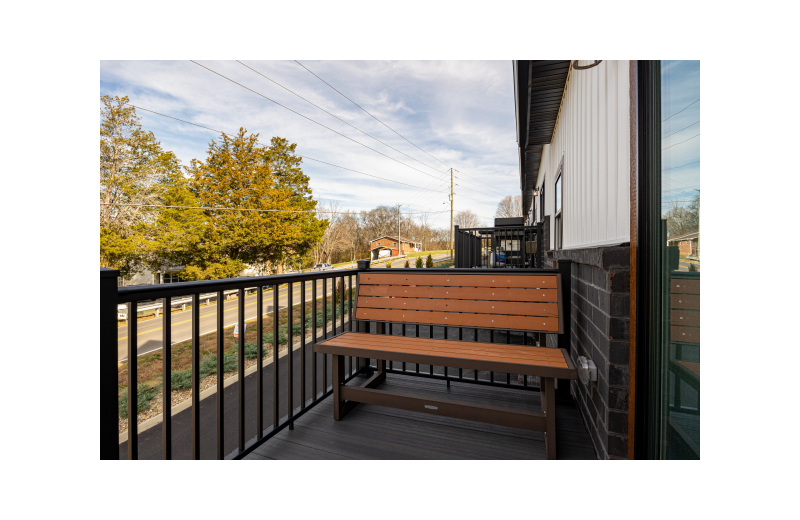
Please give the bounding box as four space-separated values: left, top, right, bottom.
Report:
118 285 355 414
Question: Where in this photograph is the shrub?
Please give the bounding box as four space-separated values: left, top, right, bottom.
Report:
292 322 303 336
425 254 434 268
199 352 237 379
689 263 697 272
415 257 423 268
119 383 161 419
404 260 410 268
385 261 392 268
171 369 192 391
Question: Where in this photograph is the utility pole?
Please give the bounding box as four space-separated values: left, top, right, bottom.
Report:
450 167 454 260
397 203 401 257
695 189 700 259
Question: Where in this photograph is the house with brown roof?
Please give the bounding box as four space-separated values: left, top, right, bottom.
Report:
369 235 421 260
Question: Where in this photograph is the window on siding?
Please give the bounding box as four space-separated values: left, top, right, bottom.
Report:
555 167 563 249
539 177 545 223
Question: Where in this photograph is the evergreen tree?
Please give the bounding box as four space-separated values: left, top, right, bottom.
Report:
415 257 423 268
188 129 326 277
426 254 434 268
99 95 180 278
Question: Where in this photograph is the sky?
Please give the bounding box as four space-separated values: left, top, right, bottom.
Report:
99 60 520 227
661 60 700 214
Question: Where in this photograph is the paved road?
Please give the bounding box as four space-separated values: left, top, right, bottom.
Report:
118 254 452 362
376 253 451 268
118 278 350 362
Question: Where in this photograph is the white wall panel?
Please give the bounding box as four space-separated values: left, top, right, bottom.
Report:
535 60 631 250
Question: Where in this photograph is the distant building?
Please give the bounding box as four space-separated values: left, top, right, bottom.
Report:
369 235 421 260
667 231 699 256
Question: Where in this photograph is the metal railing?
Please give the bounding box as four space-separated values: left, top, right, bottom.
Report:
100 260 569 460
454 224 542 268
101 264 365 460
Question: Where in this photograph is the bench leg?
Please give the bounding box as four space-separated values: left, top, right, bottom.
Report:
542 377 557 460
333 354 345 420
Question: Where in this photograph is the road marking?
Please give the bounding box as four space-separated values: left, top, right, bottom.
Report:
118 287 338 341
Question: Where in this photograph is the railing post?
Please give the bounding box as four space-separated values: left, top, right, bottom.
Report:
557 258 572 400
100 268 120 460
454 225 460 268
356 260 370 372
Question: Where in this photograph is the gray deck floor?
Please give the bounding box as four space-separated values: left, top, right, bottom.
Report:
244 372 596 460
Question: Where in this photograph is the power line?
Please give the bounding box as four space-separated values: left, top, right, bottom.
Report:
302 156 446 193
129 104 448 195
294 60 452 170
453 169 509 195
293 61 511 201
237 60 447 176
662 120 700 140
662 160 700 172
190 60 444 182
100 203 448 215
662 133 699 152
662 98 699 123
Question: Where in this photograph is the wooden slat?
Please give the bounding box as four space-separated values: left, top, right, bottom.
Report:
359 273 557 289
357 296 559 318
357 308 559 332
670 310 700 327
316 333 569 368
671 326 699 344
675 360 700 379
330 334 567 363
670 279 699 295
339 386 548 432
359 285 557 303
670 294 700 311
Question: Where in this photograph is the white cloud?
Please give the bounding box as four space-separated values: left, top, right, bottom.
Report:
100 60 519 222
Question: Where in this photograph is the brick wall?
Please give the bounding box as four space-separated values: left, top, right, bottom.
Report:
545 245 630 460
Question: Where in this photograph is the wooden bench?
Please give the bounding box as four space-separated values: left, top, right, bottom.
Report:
313 270 577 459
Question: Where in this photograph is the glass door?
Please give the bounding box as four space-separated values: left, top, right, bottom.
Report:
660 60 700 459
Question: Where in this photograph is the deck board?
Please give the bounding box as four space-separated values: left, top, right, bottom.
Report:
245 372 596 460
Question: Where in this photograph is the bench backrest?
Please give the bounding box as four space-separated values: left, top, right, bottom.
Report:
354 271 563 334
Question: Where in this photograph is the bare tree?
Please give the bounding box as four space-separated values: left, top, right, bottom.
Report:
495 195 523 218
313 200 348 264
454 209 482 228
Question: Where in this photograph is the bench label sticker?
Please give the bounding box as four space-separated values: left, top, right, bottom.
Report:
424 405 439 410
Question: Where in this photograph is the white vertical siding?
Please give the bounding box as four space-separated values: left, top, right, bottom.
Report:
535 60 631 250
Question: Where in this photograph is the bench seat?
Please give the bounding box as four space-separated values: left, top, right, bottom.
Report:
315 332 576 380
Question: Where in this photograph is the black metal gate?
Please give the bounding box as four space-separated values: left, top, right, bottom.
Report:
454 224 541 268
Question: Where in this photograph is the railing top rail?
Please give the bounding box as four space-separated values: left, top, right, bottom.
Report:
117 268 361 303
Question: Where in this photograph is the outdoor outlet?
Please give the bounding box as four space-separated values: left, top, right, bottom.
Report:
577 356 597 385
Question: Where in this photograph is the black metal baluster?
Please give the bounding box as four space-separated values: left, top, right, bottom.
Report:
238 288 245 451
257 287 264 437
127 301 138 460
287 283 294 430
507 328 511 385
523 332 529 387
216 290 225 460
322 278 328 392
162 296 171 459
273 285 279 429
217 291 225 460
490 329 495 383
313 279 318 400
402 323 406 372
191 294 200 459
458 327 463 380
389 322 393 371
415 324 420 373
474 328 479 381
301 280 306 409
429 324 434 376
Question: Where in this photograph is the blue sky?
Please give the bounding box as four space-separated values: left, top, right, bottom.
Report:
100 60 520 226
661 60 700 213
